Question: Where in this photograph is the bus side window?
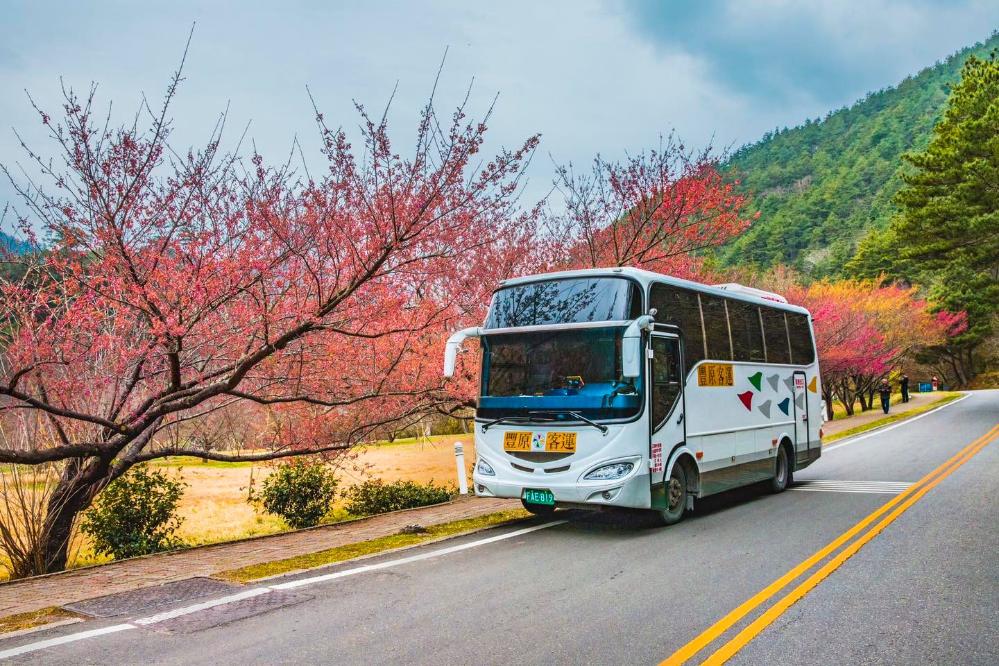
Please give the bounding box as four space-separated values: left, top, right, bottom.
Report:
651 337 681 428
762 307 791 364
787 313 815 365
728 300 766 362
701 294 732 360
649 284 704 371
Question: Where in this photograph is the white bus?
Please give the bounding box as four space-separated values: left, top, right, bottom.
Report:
443 267 822 524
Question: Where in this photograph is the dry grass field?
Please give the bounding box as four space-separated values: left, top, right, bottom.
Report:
0 435 479 579
128 436 475 563
162 435 478 547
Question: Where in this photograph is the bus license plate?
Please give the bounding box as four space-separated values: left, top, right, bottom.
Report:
503 432 577 453
523 488 555 506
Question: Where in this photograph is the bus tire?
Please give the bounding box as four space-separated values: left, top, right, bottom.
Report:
769 443 790 493
521 499 556 515
656 463 687 525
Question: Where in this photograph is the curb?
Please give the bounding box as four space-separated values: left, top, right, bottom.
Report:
0 617 83 641
231 512 538 584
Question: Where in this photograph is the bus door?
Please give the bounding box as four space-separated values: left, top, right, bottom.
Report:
649 332 684 510
792 370 810 458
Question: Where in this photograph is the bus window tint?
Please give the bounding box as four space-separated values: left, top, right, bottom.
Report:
701 295 731 360
650 284 704 370
787 313 815 365
762 307 791 364
729 300 766 362
628 283 644 320
651 336 681 427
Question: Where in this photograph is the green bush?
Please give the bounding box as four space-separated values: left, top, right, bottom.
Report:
81 466 186 560
344 479 456 516
252 460 338 529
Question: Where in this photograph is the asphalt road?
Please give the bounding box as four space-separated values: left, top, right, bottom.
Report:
4 390 997 665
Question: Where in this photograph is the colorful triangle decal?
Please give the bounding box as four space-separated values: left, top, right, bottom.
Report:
748 372 763 391
783 376 795 392
808 376 818 393
758 399 772 418
738 391 754 411
795 393 805 410
778 397 790 415
767 374 780 392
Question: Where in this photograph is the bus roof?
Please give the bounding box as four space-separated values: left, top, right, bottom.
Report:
497 267 811 316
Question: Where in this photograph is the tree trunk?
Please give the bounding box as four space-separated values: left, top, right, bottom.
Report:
857 391 870 412
835 378 855 416
822 386 835 422
40 457 112 573
947 352 966 387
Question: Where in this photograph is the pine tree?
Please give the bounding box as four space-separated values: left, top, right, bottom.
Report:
890 54 999 383
894 55 999 274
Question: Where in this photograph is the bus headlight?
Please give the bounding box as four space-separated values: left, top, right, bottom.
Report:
476 458 496 476
584 462 634 481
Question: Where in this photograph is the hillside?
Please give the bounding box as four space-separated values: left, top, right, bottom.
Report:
720 32 999 277
1 232 29 254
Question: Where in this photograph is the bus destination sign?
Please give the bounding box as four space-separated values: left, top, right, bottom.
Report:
698 363 734 387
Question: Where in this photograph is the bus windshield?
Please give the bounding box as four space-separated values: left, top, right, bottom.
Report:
478 327 642 421
484 277 640 328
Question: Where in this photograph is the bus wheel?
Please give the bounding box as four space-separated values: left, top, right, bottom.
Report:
770 444 790 493
657 464 687 525
521 499 556 515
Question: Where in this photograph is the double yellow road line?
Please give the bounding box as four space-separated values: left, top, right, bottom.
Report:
663 423 999 666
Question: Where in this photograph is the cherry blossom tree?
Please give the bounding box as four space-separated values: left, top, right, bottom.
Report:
547 135 754 279
763 270 965 419
0 63 538 573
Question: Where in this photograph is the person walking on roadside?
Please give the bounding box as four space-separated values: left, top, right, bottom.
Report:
900 374 910 403
878 378 892 414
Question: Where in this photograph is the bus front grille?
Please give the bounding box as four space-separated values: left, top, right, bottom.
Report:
509 452 573 463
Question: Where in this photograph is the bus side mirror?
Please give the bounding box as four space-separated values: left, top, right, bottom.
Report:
622 336 642 378
622 315 655 378
443 327 482 377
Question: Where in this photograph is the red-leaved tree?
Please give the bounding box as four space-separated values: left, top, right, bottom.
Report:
546 135 754 278
763 270 966 418
0 64 538 573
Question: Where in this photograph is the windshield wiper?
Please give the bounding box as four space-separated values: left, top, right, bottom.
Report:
528 410 609 434
480 414 555 433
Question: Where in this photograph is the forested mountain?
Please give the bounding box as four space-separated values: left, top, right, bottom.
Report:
1 232 29 254
719 32 999 276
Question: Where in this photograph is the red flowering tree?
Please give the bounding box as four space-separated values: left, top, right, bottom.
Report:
766 271 966 419
546 135 754 278
0 66 538 573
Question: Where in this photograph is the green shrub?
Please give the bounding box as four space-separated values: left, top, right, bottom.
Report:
252 460 338 529
81 466 186 560
344 479 456 516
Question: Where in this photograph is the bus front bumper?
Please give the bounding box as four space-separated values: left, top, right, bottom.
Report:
471 468 652 509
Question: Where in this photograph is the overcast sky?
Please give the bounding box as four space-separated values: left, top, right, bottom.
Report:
2 0 997 212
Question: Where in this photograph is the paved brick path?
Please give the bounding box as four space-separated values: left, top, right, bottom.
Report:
0 496 518 618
